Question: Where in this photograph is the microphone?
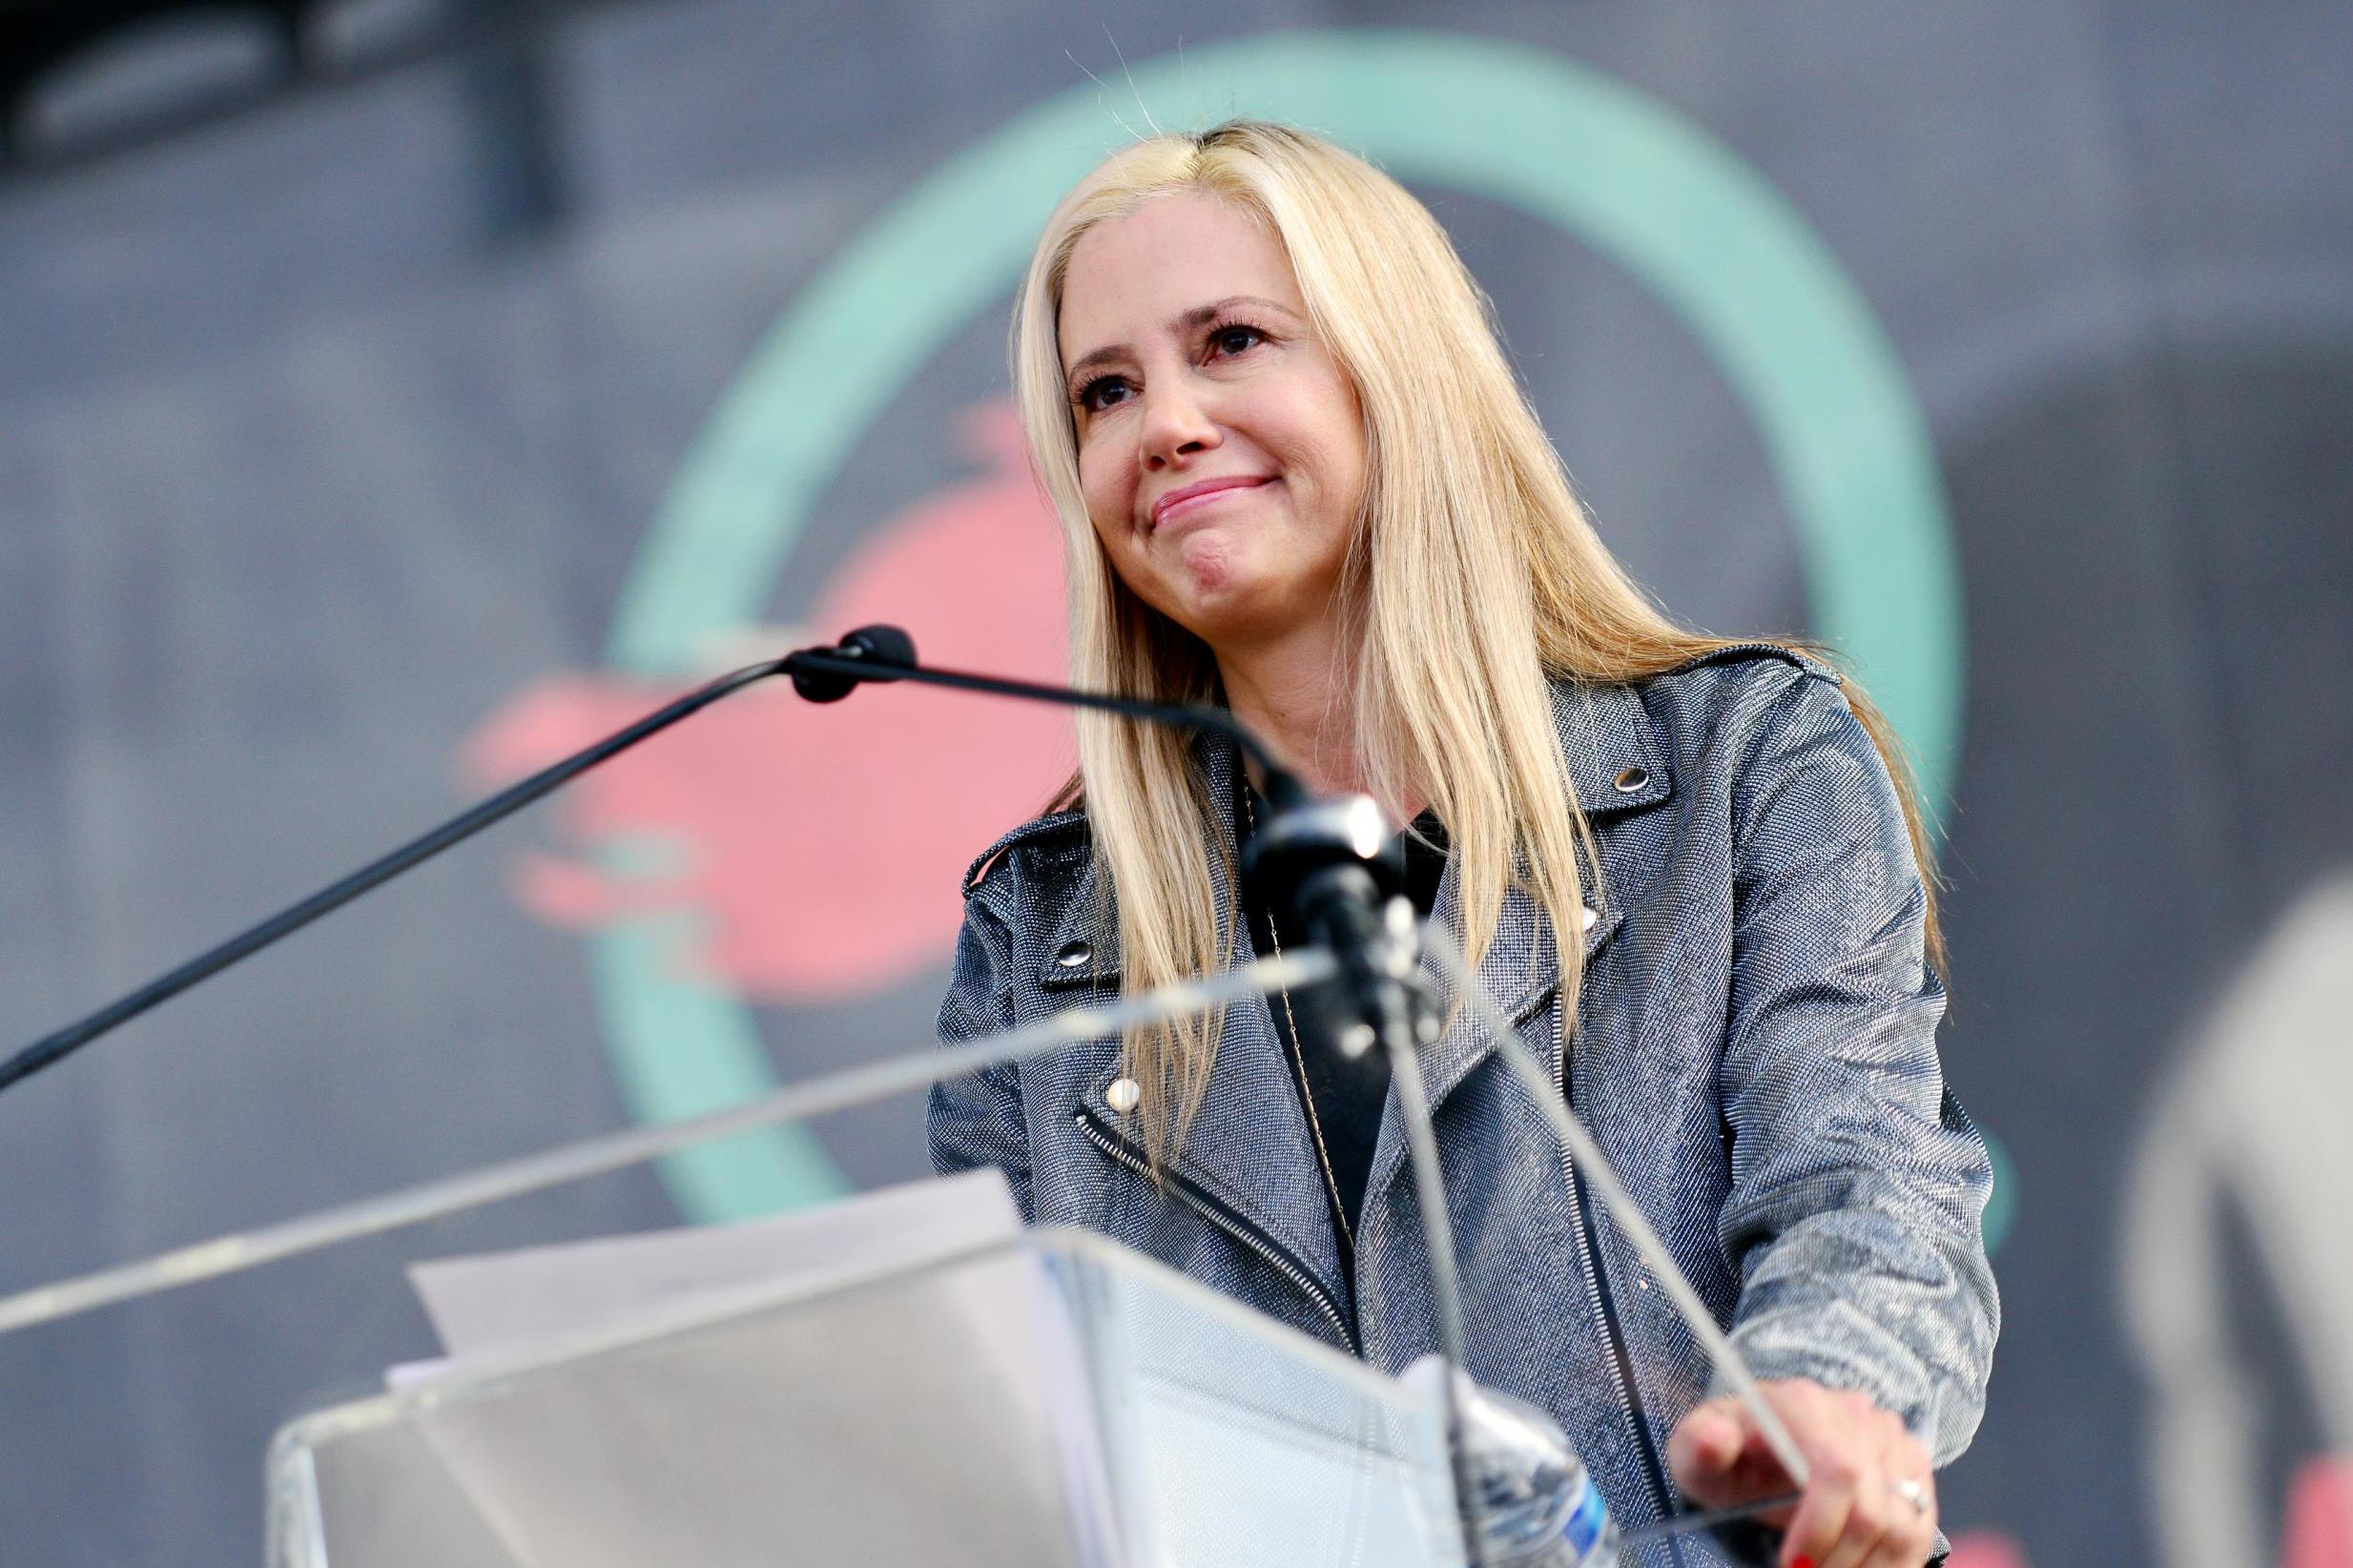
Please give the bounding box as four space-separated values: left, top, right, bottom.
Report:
780 630 1433 1088
785 624 915 703
0 622 1280 1097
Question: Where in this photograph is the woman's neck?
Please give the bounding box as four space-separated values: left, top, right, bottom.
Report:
1218 642 1432 822
1215 620 1371 801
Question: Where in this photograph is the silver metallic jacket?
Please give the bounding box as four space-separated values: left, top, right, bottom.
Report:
930 648 1999 1558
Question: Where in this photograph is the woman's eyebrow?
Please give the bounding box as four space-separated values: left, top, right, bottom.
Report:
1063 295 1302 383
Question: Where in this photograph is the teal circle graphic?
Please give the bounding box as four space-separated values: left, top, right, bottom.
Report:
593 30 1966 1222
1982 1130 2016 1255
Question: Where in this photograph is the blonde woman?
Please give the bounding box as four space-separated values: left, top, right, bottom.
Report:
932 121 1996 1568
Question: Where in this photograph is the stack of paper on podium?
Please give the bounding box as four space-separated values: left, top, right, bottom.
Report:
267 1169 1463 1567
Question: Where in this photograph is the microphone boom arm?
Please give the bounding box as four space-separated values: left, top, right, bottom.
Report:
778 646 1303 801
0 656 800 1096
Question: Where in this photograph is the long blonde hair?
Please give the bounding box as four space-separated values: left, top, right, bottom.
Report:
1011 121 1938 1164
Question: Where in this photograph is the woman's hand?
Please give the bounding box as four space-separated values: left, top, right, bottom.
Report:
1666 1378 1937 1568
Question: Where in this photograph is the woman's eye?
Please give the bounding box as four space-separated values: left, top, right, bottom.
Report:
1210 324 1265 358
1077 322 1270 411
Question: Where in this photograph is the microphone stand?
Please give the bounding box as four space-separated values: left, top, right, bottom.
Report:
1242 795 1486 1567
806 629 1486 1562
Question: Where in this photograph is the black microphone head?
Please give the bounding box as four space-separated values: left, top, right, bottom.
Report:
839 624 917 672
788 625 919 703
1243 792 1406 926
789 661 856 704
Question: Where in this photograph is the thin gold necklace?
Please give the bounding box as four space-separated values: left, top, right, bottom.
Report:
1242 786 1355 1253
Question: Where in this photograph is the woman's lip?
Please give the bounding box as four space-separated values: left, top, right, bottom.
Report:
1149 475 1271 529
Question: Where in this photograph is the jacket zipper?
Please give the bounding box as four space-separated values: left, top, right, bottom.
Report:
1558 1015 1686 1563
1075 1105 1359 1356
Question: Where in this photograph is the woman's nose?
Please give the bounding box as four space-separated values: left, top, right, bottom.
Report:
1138 380 1221 470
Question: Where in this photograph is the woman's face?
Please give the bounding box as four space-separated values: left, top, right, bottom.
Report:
1057 192 1368 654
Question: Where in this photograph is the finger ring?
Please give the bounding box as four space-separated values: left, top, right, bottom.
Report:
1892 1476 1930 1516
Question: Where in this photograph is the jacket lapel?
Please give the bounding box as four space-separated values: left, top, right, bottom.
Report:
1358 679 1668 1225
1057 738 1351 1311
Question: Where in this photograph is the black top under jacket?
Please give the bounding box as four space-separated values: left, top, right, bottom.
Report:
1235 774 1448 1275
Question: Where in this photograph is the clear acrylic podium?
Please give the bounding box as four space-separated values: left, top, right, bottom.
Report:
266 1227 1465 1568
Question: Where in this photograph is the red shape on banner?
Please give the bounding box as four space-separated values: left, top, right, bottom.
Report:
1945 1532 2032 1568
2286 1455 2353 1568
463 402 1074 1001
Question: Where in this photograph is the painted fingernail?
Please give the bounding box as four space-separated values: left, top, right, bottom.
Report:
1790 1558 1814 1568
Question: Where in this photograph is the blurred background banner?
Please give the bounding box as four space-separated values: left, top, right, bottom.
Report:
1 3 2347 1564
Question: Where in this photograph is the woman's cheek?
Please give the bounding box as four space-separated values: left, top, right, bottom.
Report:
1084 493 1133 576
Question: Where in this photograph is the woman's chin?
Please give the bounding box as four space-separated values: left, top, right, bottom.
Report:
1144 532 1332 650
1170 526 1246 591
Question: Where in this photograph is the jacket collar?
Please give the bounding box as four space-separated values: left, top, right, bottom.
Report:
1428 675 1669 1042
1033 678 1670 989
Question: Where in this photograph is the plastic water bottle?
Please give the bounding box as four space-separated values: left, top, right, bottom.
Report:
1404 1355 1620 1567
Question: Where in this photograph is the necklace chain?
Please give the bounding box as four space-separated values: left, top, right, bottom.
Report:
1242 788 1355 1254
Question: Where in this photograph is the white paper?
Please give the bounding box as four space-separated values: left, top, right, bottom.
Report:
404 1166 1022 1365
377 1168 1108 1568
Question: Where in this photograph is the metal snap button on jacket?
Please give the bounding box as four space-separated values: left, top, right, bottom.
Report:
1105 1078 1141 1113
1612 765 1649 794
1055 939 1092 968
1580 904 1600 933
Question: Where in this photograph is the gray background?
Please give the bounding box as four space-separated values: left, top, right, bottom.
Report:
2 2 2349 1563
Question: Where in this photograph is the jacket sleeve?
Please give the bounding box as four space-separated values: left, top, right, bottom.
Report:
927 888 1036 1221
1712 670 2000 1464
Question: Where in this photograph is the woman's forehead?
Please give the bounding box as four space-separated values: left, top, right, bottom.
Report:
1058 193 1300 364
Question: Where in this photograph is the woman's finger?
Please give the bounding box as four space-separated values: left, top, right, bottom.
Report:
1817 1461 1890 1568
1867 1483 1932 1566
1667 1394 1795 1509
1875 1455 1938 1563
1665 1395 1747 1492
1776 1438 1860 1568
1875 1503 1933 1566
